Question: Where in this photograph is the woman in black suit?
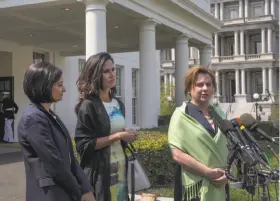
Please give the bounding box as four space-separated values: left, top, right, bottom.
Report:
17 62 95 201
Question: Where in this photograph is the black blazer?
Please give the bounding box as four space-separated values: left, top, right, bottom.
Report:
75 94 128 201
17 103 93 201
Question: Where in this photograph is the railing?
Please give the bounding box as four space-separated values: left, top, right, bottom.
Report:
274 54 279 60
219 56 234 62
245 54 261 60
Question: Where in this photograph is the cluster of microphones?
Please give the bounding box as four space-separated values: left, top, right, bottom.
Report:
214 112 279 184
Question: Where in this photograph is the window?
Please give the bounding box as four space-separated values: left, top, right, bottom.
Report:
254 42 262 54
228 44 234 55
115 65 123 99
33 52 44 64
132 69 138 125
251 2 264 17
227 6 238 19
210 5 215 16
78 59 86 73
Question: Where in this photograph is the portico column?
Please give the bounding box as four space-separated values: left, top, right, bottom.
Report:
215 70 220 98
240 30 245 55
265 0 269 15
220 2 224 20
244 0 249 18
215 3 219 19
169 73 173 96
271 0 275 17
267 28 272 53
261 28 266 54
241 69 246 94
139 19 158 128
175 34 189 106
239 0 243 18
164 74 168 94
262 68 267 95
79 0 109 59
214 33 219 57
199 45 212 67
235 69 240 95
234 31 239 56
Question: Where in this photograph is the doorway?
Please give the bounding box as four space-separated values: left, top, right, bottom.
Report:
0 77 14 141
230 79 236 103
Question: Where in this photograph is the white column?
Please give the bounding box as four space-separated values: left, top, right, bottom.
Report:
80 0 108 59
190 47 194 58
234 31 239 56
215 70 220 97
245 32 250 54
240 30 245 55
244 0 249 18
239 0 243 18
215 3 219 19
262 68 267 94
169 73 173 96
267 28 272 53
164 74 168 94
220 36 224 56
175 34 189 106
268 67 273 93
222 72 226 102
220 2 224 20
199 45 212 67
139 19 158 128
241 69 246 94
271 0 275 17
261 28 266 54
235 69 240 95
171 48 175 61
214 33 219 57
265 0 269 15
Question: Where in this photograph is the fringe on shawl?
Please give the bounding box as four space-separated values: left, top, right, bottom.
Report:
183 180 202 201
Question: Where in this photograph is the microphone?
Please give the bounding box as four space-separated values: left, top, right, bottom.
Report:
219 119 258 166
240 113 279 145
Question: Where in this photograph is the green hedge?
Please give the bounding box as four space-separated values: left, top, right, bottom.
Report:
131 129 175 185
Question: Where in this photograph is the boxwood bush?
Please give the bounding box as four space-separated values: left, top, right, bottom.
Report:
72 128 175 185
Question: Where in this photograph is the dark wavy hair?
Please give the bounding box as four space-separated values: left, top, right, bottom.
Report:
75 52 115 113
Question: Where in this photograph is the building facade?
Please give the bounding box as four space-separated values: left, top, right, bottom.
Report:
160 0 279 120
0 0 221 141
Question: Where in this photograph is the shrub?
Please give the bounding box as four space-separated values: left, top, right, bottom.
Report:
132 129 176 185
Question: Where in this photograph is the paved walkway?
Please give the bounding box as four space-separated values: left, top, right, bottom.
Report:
0 151 25 201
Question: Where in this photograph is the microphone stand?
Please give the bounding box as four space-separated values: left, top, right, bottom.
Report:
266 143 280 162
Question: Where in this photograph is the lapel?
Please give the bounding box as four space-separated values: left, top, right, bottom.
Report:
31 103 69 140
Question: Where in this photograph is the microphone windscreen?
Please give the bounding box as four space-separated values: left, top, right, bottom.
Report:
219 119 235 133
240 113 256 127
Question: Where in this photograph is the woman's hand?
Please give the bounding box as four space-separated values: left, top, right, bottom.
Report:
117 129 137 143
81 192 95 201
204 168 225 181
211 173 228 188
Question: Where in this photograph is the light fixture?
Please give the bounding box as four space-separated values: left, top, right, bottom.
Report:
64 8 71 11
113 25 119 29
253 93 260 100
29 34 33 37
72 45 78 48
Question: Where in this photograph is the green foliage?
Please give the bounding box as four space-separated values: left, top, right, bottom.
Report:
160 83 176 115
132 129 176 185
72 139 80 162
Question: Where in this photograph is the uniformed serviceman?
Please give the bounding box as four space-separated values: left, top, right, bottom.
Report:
2 91 18 142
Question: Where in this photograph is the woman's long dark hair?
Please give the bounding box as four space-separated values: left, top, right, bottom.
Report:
75 52 116 113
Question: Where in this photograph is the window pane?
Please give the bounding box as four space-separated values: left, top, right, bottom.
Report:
253 6 263 17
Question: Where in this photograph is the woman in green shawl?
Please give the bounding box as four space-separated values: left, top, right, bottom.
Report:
168 66 229 201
